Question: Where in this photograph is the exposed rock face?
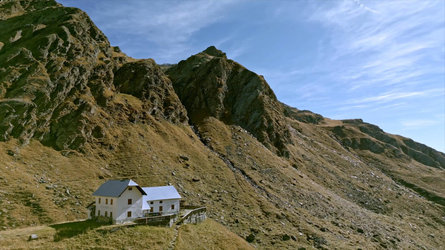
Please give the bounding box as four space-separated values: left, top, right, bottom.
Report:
113 59 188 124
0 0 187 150
282 103 324 124
0 0 115 150
1 1 445 249
166 46 291 154
331 119 445 169
166 46 445 169
0 0 57 20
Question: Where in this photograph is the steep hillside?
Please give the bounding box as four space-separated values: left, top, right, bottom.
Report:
0 0 117 151
166 46 445 248
0 1 444 249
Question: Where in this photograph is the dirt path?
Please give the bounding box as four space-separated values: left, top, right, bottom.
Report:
167 224 180 250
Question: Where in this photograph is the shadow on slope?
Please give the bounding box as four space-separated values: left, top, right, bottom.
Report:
50 220 106 242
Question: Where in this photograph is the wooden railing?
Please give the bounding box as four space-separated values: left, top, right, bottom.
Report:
135 214 177 226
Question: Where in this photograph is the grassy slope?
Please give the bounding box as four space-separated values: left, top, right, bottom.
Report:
195 117 445 249
0 2 444 249
176 219 253 250
0 113 444 248
0 219 245 249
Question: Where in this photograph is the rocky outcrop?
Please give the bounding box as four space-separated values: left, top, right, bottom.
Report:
0 0 58 20
0 0 188 150
113 59 188 124
330 119 445 169
0 0 117 150
282 103 324 124
1 2 444 249
166 46 291 155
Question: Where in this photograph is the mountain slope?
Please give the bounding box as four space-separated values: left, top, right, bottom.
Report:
0 1 444 249
166 46 445 248
0 0 116 151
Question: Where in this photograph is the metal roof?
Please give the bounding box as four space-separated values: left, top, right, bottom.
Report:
142 186 182 201
92 179 147 197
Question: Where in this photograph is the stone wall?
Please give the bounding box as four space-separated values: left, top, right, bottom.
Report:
177 207 206 225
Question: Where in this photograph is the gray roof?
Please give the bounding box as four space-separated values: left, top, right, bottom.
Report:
142 186 182 201
92 179 147 197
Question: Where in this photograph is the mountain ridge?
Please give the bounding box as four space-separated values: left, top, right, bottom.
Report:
0 1 444 249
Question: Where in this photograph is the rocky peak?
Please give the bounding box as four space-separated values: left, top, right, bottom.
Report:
166 47 291 155
201 45 226 58
1 2 445 249
113 59 188 124
0 0 191 151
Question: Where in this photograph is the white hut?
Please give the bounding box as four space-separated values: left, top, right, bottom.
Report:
90 179 181 224
91 179 148 224
142 186 181 216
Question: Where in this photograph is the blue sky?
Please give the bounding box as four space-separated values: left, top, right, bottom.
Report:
58 0 445 152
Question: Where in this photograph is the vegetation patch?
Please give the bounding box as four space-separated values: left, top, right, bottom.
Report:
17 191 52 224
50 220 107 242
395 177 445 208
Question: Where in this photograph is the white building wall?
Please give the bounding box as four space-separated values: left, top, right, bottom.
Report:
94 196 117 221
115 187 144 223
148 199 180 215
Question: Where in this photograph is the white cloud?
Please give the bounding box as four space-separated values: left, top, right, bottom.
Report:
348 88 444 104
401 119 439 129
99 0 235 41
79 0 238 61
360 91 425 102
309 0 444 90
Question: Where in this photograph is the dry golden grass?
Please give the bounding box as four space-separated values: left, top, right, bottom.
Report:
176 219 253 250
112 93 143 110
0 219 252 250
0 114 444 249
0 225 56 249
2 1 442 249
0 222 172 249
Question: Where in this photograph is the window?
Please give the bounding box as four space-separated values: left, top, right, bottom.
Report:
128 199 132 205
105 211 108 217
159 206 163 212
127 211 132 217
171 204 175 210
110 199 113 205
110 212 112 218
97 210 100 216
129 187 132 191
150 207 154 213
159 200 163 204
150 201 154 205
98 198 101 204
105 199 108 205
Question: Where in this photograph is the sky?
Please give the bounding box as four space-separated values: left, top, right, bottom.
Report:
58 0 445 152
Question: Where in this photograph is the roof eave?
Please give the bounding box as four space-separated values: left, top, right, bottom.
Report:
136 186 147 195
144 196 182 201
117 185 147 197
92 193 119 198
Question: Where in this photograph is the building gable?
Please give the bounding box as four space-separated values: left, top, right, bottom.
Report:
92 179 147 197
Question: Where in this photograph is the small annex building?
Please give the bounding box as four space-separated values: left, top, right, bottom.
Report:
142 186 181 216
89 179 181 224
